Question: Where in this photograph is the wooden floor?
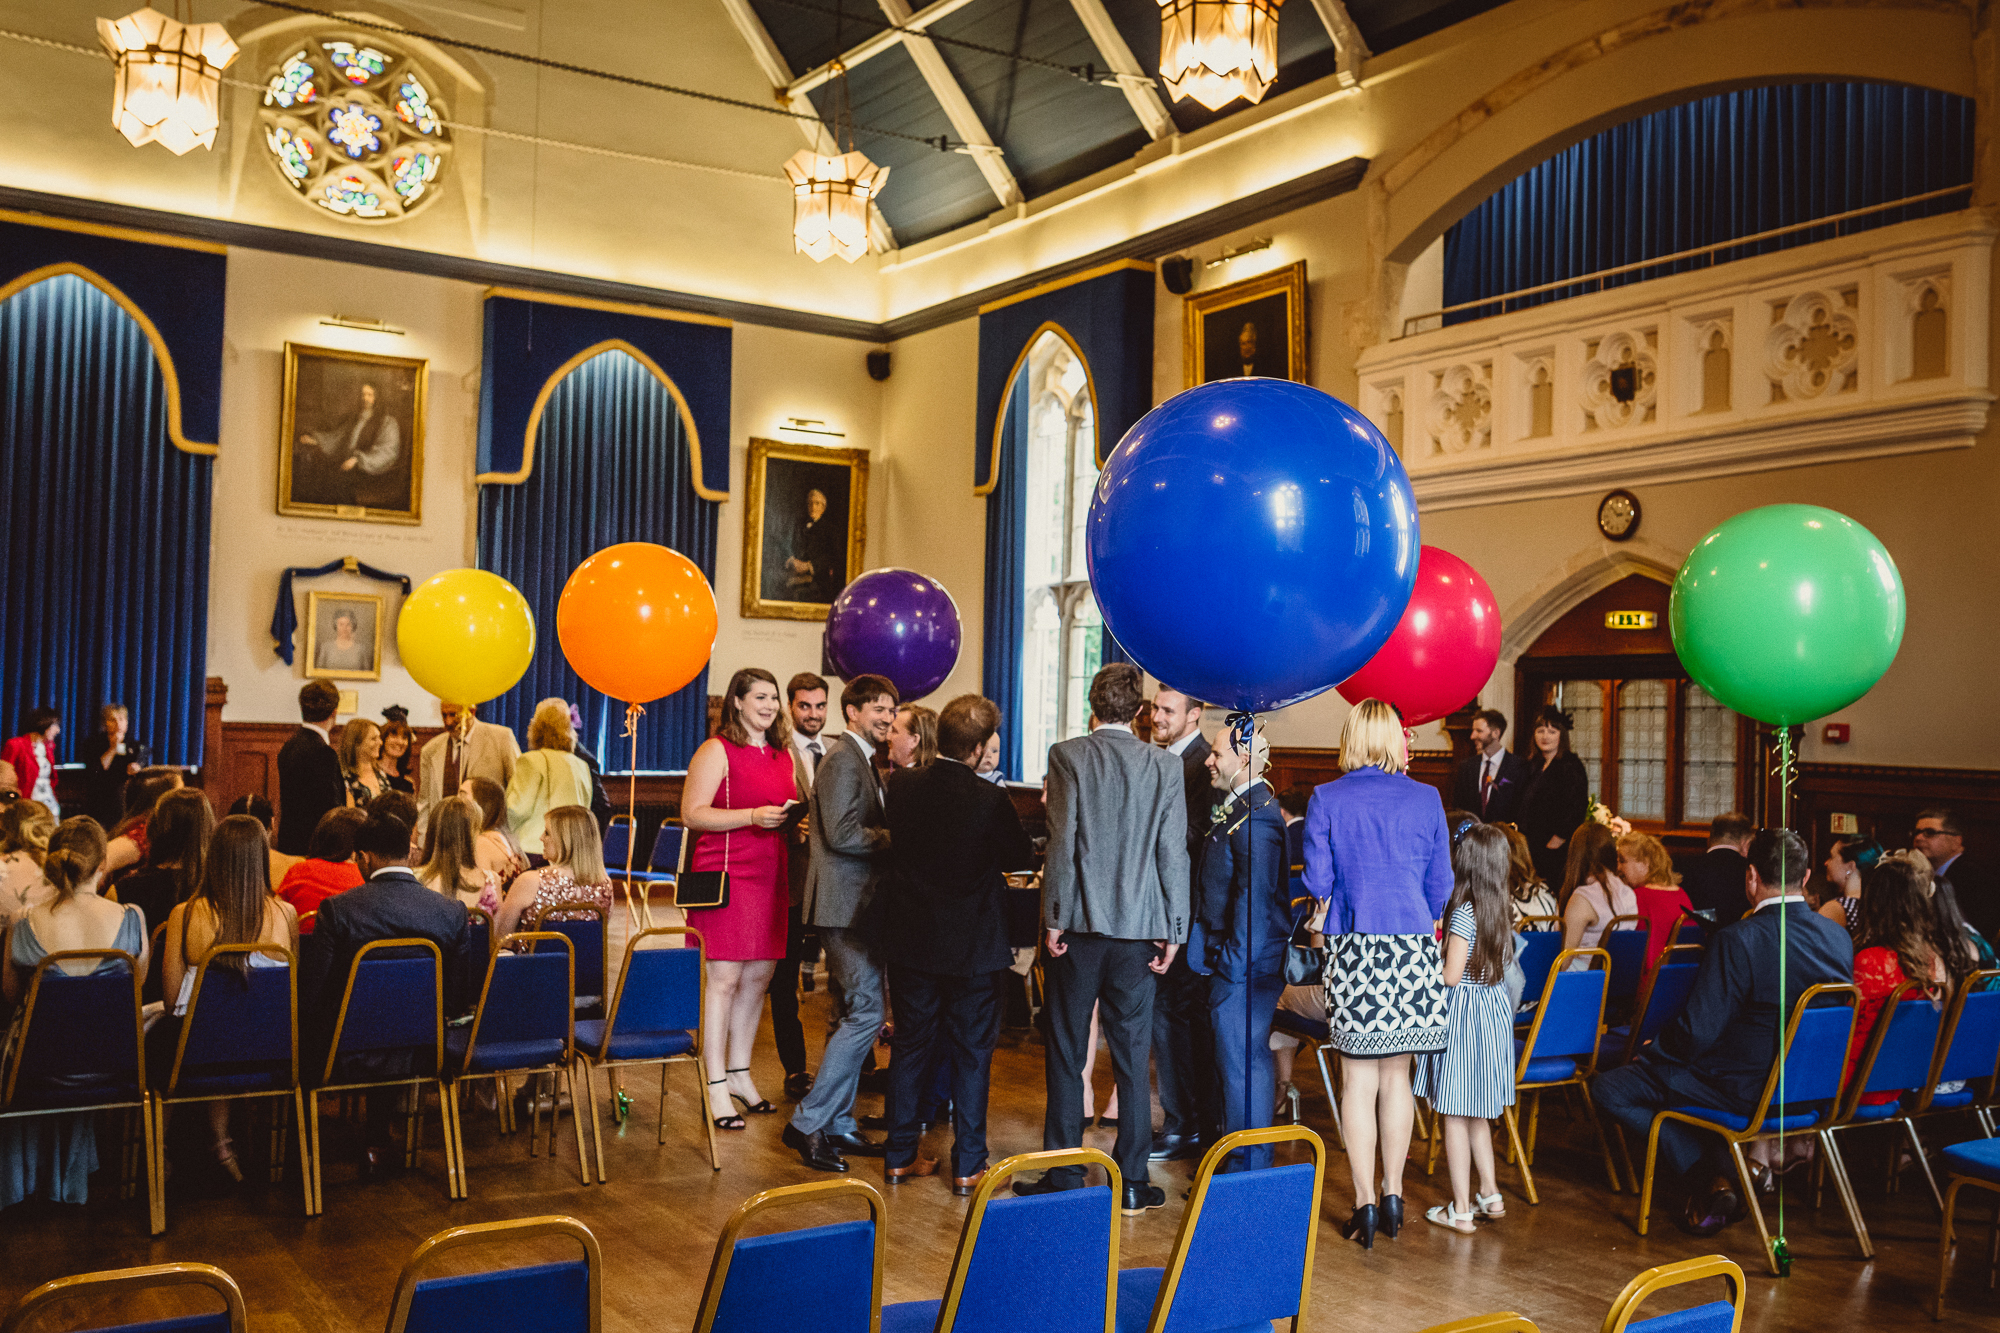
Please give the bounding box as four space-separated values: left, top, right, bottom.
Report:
3 982 1996 1332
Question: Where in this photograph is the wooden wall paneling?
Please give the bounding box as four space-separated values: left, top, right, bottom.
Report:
1790 762 2000 865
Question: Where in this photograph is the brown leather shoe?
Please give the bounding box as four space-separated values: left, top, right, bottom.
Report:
951 1168 988 1197
884 1155 939 1182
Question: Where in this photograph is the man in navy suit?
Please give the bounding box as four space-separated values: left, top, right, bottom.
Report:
1450 710 1524 823
1678 812 1755 928
1190 727 1290 1171
1591 827 1853 1235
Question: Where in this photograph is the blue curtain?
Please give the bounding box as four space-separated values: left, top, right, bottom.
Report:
1442 82 1976 322
981 372 1029 781
0 275 212 764
477 349 718 772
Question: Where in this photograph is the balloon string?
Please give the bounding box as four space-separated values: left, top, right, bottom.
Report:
1774 725 1794 1270
624 702 652 932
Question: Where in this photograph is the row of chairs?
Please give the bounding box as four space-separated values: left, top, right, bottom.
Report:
0 1133 1752 1333
0 923 721 1234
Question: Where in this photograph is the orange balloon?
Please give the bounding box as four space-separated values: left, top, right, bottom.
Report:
557 543 718 703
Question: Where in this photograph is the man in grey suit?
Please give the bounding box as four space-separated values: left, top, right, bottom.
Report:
784 673 900 1174
1017 664 1190 1213
1149 686 1219 1161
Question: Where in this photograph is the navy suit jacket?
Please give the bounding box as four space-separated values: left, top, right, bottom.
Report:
882 759 1035 976
276 726 346 856
1193 785 1291 983
305 868 475 1058
1680 847 1752 928
1644 899 1854 1111
1452 749 1526 823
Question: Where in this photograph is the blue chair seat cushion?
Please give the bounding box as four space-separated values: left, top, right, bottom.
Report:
1520 1056 1578 1083
573 1021 694 1062
1113 1268 1269 1333
163 1065 292 1097
1271 1009 1329 1042
1925 1087 1976 1110
445 1026 567 1075
1669 1104 1822 1133
1598 1026 1631 1058
1943 1137 2000 1184
881 1299 941 1333
1626 1299 1738 1333
1851 1100 1906 1123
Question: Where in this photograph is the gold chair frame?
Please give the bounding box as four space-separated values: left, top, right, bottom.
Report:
1 1262 246 1333
930 1149 1120 1333
1601 1255 1744 1333
578 925 718 1180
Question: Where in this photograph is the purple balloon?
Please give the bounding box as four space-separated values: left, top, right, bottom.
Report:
823 569 962 699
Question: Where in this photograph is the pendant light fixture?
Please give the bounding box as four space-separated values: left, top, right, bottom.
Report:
96 3 238 154
783 58 888 264
1157 0 1283 111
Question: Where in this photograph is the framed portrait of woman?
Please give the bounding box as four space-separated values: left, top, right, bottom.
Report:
303 591 384 680
742 437 869 621
279 343 427 524
1182 260 1308 387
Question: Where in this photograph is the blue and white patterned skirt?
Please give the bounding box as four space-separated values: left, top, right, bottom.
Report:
1413 981 1518 1118
1323 932 1449 1059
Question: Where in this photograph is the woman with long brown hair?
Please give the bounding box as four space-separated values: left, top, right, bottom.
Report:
1 818 149 1209
417 796 502 916
1558 821 1635 953
460 777 528 883
113 787 216 936
156 815 298 1181
1499 823 1558 927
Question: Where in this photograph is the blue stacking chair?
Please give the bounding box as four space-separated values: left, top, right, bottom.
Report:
467 908 495 965
1503 947 1620 1203
1603 918 1650 1008
882 1149 1119 1333
577 926 716 1179
1635 982 1865 1275
1906 969 2000 1147
1270 1007 1345 1149
385 1216 602 1333
531 903 609 1012
1819 979 1947 1229
0 950 154 1228
1934 1136 2000 1318
1116 1126 1324 1333
308 939 450 1212
443 932 588 1196
1600 944 1704 1072
1602 1256 1745 1333
694 1179 886 1333
601 816 636 880
1 1262 247 1333
152 944 307 1235
1514 930 1566 1011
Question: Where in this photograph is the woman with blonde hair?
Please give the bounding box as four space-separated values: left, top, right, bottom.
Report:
1499 824 1558 928
1558 821 1636 953
155 816 298 1181
417 796 501 916
1617 830 1694 966
494 805 614 937
505 698 593 860
1 818 149 1209
0 799 56 925
1303 698 1453 1249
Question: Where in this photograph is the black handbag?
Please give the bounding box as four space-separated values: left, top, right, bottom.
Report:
1284 901 1326 987
673 768 732 911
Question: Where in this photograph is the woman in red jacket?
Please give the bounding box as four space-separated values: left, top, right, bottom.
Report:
0 709 62 820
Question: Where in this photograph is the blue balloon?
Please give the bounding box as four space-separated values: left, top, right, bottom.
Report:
1087 379 1419 713
823 568 963 699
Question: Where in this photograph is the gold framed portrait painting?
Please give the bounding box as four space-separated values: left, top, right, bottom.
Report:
279 342 427 524
303 591 384 680
742 438 869 621
1183 260 1308 387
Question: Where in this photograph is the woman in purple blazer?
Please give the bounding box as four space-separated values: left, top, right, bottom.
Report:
1303 698 1454 1249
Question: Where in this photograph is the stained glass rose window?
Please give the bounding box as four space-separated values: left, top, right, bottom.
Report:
259 38 449 222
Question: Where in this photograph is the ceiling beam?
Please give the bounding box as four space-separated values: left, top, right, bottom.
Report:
783 0 982 98
875 0 1022 207
1064 0 1175 140
1306 0 1371 86
715 0 898 255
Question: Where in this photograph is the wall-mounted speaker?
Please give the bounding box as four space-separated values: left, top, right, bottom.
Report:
866 350 891 381
1161 256 1194 295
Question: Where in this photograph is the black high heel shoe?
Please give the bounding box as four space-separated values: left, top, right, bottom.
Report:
1380 1194 1404 1239
1341 1203 1378 1250
725 1067 776 1115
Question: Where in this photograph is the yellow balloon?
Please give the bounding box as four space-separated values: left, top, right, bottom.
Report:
396 569 536 705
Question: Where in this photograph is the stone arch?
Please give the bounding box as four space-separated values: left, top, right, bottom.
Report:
1497 539 1686 668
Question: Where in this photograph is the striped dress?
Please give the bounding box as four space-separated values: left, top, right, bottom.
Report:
1414 904 1517 1119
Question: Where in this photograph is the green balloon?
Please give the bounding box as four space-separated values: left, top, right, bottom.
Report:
1669 504 1905 726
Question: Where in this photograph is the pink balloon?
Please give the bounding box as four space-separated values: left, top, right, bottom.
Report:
1337 546 1502 727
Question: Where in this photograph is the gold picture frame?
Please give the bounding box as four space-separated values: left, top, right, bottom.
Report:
742 437 869 621
1182 259 1308 387
302 591 384 680
279 342 427 525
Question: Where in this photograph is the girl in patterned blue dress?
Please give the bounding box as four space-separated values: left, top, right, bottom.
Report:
1415 823 1517 1233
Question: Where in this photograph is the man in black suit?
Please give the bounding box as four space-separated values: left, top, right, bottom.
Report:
1677 811 1755 928
1591 827 1853 1234
1451 709 1525 823
304 809 474 1167
1148 686 1219 1163
1191 727 1290 1172
276 680 348 856
1917 808 1999 944
879 695 1035 1194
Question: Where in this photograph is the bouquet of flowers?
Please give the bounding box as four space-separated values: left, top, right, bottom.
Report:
1586 796 1632 837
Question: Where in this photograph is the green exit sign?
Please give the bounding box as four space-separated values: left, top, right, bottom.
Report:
1604 610 1657 630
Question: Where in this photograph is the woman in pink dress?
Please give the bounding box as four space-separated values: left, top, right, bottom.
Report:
682 667 799 1130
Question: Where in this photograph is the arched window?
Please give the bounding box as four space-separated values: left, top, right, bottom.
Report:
1015 330 1099 784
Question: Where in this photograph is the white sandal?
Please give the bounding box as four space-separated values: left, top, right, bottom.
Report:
1426 1201 1479 1234
1474 1191 1506 1219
